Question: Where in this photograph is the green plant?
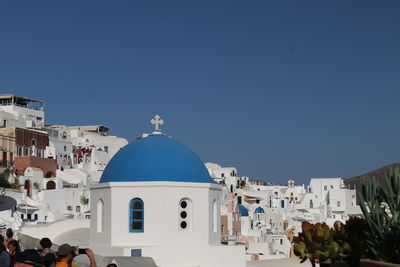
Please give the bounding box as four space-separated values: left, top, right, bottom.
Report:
0 171 11 188
359 167 400 263
80 194 89 205
10 177 20 189
330 218 369 266
294 221 350 266
343 217 369 262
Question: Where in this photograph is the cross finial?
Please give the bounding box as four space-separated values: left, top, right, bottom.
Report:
150 114 164 132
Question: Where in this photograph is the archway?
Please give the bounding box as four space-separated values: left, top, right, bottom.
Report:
46 181 56 190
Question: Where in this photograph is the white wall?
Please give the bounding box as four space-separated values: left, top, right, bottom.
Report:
38 188 90 220
49 138 74 167
0 110 27 128
0 105 44 128
309 178 343 202
20 219 89 241
89 181 245 267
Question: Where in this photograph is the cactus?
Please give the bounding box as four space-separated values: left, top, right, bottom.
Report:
359 167 400 263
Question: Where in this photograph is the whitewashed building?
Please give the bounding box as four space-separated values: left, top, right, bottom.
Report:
0 95 45 129
89 117 246 267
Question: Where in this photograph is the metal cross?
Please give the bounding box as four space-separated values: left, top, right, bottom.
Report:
150 114 164 132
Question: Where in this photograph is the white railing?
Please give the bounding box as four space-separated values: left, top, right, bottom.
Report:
0 103 43 111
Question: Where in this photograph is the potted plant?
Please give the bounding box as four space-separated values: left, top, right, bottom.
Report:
341 217 370 266
359 167 400 266
329 217 371 266
80 194 89 206
293 221 351 267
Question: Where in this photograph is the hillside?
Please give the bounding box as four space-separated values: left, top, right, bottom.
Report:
344 162 400 200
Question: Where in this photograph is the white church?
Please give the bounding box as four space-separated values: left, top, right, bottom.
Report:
89 116 245 267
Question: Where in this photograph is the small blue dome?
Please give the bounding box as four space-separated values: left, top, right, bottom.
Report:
254 206 265 213
100 134 215 184
237 204 249 217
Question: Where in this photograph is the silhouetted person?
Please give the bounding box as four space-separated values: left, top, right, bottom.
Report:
4 228 14 249
7 239 20 267
38 238 56 267
0 235 10 267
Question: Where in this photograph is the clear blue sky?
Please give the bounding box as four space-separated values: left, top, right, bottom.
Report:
1 1 400 184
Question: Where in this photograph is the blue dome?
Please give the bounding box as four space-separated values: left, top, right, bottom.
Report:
100 134 215 184
254 206 265 213
237 204 249 217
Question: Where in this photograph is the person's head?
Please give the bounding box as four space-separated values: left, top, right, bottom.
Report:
7 239 20 255
40 238 52 250
107 264 117 267
6 228 13 239
57 244 76 263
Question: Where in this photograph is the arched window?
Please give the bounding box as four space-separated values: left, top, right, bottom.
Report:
309 199 313 209
212 200 218 233
179 198 192 231
130 198 144 232
97 199 104 232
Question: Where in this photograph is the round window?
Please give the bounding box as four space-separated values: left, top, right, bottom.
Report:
180 211 187 219
180 201 187 209
180 221 187 229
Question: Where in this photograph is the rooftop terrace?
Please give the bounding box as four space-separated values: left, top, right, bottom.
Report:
0 94 44 110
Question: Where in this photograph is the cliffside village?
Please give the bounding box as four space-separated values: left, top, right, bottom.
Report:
0 94 362 266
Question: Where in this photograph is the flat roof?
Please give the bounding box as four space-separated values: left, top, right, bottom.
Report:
0 94 43 103
47 125 111 132
68 125 111 132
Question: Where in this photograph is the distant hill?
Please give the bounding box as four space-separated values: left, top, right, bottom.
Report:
344 162 400 201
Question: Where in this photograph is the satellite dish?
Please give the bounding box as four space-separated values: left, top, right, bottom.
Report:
0 195 17 211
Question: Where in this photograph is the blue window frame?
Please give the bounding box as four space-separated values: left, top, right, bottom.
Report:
130 198 144 232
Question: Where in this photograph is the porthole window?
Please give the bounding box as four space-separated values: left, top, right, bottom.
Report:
179 198 192 231
180 221 187 229
180 201 187 209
